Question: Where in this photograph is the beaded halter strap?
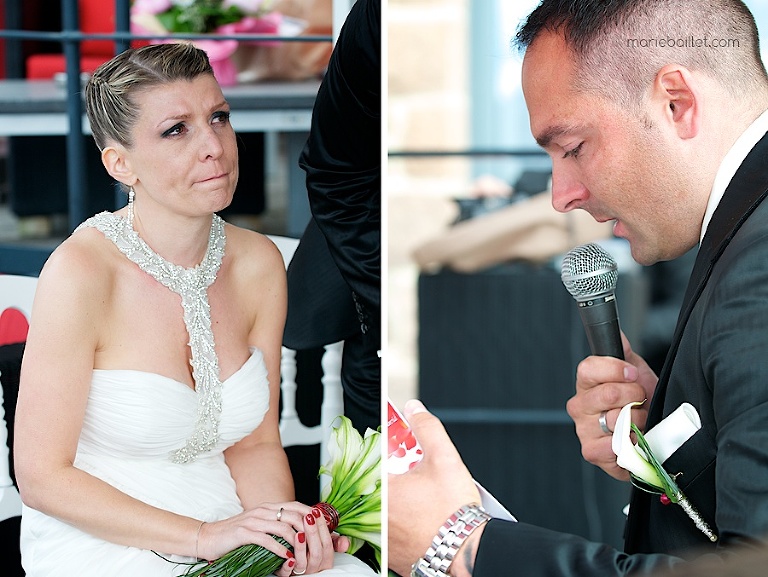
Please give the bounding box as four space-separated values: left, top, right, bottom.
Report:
76 211 227 463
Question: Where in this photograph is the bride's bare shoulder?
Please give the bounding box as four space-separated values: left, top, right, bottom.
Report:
37 223 121 300
223 223 287 274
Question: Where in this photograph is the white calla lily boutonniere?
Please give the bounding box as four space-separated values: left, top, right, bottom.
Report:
612 402 717 542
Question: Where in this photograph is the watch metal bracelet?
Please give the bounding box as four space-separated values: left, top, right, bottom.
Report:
410 503 492 577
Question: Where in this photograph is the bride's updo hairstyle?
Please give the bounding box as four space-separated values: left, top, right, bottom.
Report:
85 42 214 151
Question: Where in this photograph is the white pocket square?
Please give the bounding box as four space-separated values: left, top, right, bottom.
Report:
644 402 701 464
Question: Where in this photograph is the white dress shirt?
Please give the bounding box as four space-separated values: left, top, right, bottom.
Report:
700 108 768 242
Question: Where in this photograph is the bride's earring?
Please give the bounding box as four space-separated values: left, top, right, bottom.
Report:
128 186 135 226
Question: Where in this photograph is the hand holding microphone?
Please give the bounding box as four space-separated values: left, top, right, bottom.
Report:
561 243 656 479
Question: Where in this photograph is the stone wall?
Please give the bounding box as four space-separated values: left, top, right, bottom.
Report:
387 0 473 407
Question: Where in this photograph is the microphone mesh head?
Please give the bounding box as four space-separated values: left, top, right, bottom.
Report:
561 242 619 301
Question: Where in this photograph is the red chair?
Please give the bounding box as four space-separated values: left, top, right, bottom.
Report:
0 274 36 527
26 0 128 79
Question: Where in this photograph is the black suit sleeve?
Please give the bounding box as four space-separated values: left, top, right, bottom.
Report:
475 520 686 576
298 0 381 322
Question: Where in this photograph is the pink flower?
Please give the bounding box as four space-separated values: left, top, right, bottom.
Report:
217 14 280 35
222 0 270 15
194 39 239 61
132 0 173 15
216 14 283 46
193 39 240 86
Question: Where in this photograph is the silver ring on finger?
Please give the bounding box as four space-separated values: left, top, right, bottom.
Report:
599 410 613 435
276 507 284 522
292 568 306 575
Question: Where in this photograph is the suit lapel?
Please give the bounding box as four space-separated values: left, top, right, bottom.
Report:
625 129 768 553
649 130 768 425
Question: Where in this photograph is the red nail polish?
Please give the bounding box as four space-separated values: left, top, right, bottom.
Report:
297 532 306 544
286 551 294 559
305 513 316 525
312 507 322 518
287 558 295 568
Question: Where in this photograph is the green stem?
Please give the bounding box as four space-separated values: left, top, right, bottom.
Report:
182 536 291 577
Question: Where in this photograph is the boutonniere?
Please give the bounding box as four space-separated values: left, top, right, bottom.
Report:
612 402 717 542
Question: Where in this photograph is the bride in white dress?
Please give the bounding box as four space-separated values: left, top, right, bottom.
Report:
14 43 376 577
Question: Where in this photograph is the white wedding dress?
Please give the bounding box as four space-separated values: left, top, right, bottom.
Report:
19 212 376 577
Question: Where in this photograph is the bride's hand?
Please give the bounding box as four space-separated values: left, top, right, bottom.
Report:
332 533 350 553
287 503 338 576
197 502 339 576
195 503 308 574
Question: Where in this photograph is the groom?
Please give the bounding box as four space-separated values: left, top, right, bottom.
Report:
389 0 768 575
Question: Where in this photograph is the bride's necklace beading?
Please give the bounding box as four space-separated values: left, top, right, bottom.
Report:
76 211 227 464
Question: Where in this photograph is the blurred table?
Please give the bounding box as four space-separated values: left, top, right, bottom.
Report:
0 77 317 132
0 78 319 252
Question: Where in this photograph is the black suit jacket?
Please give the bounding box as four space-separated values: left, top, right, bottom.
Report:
474 131 768 575
284 217 359 350
289 0 381 435
297 0 381 327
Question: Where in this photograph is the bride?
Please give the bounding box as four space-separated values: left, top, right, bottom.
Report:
13 42 375 577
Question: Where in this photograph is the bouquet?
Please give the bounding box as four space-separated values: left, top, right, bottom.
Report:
179 416 381 576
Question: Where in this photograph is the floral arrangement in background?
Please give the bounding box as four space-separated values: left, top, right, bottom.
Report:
130 0 303 85
131 0 278 34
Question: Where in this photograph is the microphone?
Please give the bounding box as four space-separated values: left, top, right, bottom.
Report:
561 242 624 359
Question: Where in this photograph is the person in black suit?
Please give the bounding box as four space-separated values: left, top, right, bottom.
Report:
389 0 768 575
288 0 381 435
653 541 768 577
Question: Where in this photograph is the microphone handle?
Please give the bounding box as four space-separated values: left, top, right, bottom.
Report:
576 294 625 359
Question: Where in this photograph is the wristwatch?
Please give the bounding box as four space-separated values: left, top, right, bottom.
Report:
410 504 491 577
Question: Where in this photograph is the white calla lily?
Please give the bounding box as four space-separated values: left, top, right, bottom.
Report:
318 416 382 563
612 402 664 490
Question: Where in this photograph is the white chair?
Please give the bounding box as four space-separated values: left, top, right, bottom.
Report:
0 274 37 522
268 235 345 492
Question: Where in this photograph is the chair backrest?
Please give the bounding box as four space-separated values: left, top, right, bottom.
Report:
0 274 37 522
0 275 37 327
267 235 344 492
269 235 300 269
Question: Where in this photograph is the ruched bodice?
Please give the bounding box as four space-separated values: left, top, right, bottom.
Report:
80 349 268 460
21 349 271 576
